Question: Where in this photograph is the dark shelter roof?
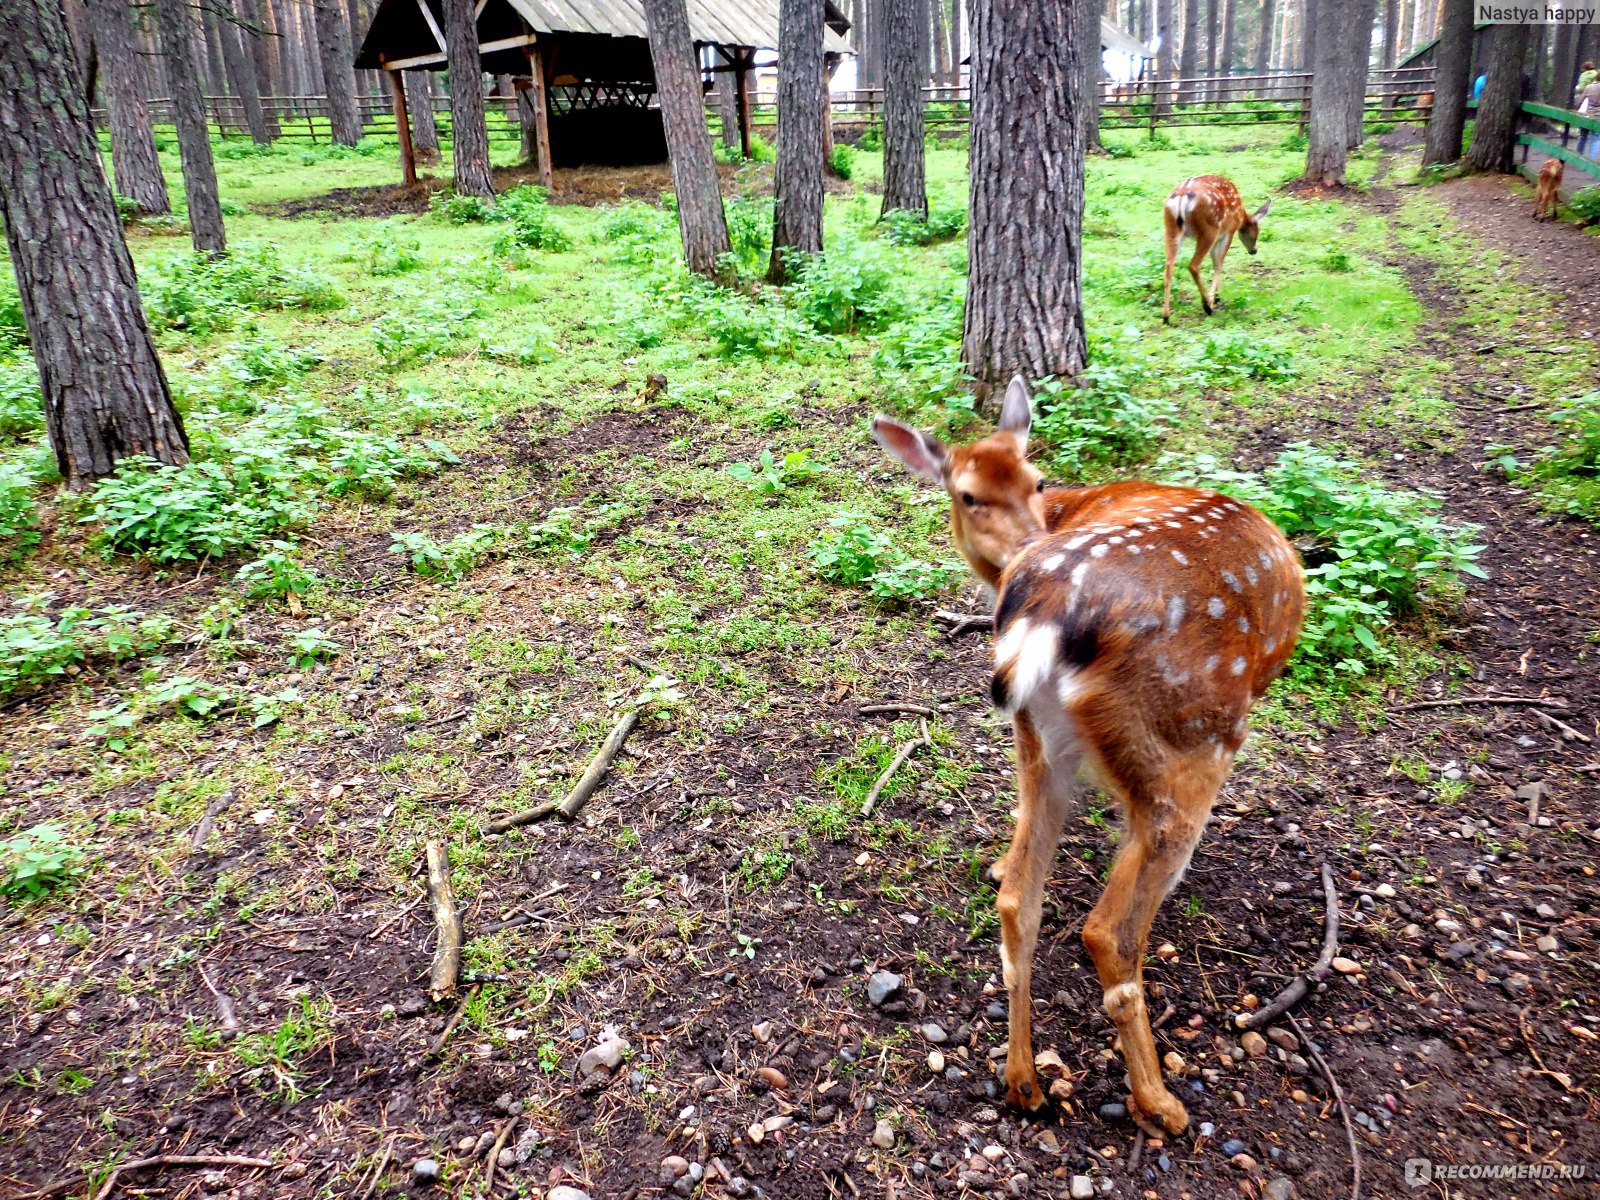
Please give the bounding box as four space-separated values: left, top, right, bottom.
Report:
355 0 851 73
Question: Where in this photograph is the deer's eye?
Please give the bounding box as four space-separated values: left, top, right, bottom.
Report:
1035 479 1046 493
960 492 977 508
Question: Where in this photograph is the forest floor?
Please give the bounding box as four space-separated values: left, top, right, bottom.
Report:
1 128 1597 1200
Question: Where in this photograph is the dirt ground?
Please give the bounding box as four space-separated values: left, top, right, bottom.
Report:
5 160 1600 1200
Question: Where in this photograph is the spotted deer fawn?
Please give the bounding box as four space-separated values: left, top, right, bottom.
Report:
873 378 1305 1135
1162 175 1271 323
1534 158 1564 221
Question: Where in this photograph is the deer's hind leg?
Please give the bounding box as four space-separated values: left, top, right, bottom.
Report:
1081 743 1229 1136
1188 239 1214 316
1209 232 1232 309
1162 212 1182 324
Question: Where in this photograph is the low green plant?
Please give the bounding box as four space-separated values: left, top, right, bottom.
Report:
1 825 86 902
1525 390 1600 517
145 674 233 719
809 514 963 602
726 448 822 495
0 597 170 697
0 460 39 556
787 240 902 334
1184 331 1297 384
492 185 572 257
287 628 340 669
236 542 318 602
880 203 966 246
353 224 423 275
829 144 856 180
429 190 498 224
1032 331 1178 475
389 524 500 579
872 290 970 417
370 293 481 365
1567 186 1600 223
142 244 344 336
0 363 44 438
1317 242 1354 272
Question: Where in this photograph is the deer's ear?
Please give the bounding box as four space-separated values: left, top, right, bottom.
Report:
1254 197 1272 221
872 415 948 484
997 375 1033 441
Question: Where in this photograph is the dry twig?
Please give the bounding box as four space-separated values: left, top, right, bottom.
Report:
189 789 238 849
196 963 239 1039
1391 694 1567 713
483 707 640 834
932 609 992 638
359 1133 397 1200
1286 1011 1361 1200
861 719 932 818
426 983 482 1059
426 839 462 1003
28 1155 274 1200
1242 863 1340 1031
483 1115 519 1191
1529 707 1593 744
859 702 936 717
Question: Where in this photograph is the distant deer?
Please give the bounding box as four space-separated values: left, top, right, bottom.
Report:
1162 175 1270 323
1534 158 1564 221
873 378 1305 1135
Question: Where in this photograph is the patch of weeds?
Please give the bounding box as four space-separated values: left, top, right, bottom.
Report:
1032 331 1178 476
351 223 423 275
787 239 903 334
230 994 336 1102
492 185 572 258
1 824 86 902
1524 391 1600 520
370 293 482 365
390 525 501 580
726 448 822 495
0 362 45 439
723 195 774 277
429 189 499 224
0 596 170 697
1566 185 1600 224
808 514 964 603
880 203 966 246
236 541 318 603
829 144 856 179
1184 330 1297 384
872 290 971 420
179 336 324 414
142 244 343 336
286 628 340 669
0 459 39 558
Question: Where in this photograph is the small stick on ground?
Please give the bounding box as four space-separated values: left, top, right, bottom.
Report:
426 840 462 1003
368 894 425 940
1391 694 1568 713
1242 862 1340 1031
483 1115 518 1191
426 983 482 1059
861 718 932 818
189 789 238 849
1286 1011 1361 1200
359 1132 398 1200
1530 707 1593 744
53 1155 274 1200
1126 1129 1147 1175
483 707 641 834
932 610 992 638
858 702 936 717
1518 1006 1577 1091
197 963 239 1039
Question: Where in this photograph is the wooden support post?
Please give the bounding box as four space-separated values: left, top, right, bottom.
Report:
525 42 554 190
387 65 418 185
735 48 752 158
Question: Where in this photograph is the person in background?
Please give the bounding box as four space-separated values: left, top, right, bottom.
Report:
1578 60 1599 96
1580 74 1600 158
1473 73 1486 102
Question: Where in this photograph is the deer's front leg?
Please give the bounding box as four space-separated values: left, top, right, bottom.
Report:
997 716 1074 1111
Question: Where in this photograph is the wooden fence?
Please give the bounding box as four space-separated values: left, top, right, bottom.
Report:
1517 100 1600 184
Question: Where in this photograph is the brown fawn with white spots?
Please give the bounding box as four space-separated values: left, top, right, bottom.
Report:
1534 158 1564 221
1162 175 1271 323
873 378 1305 1135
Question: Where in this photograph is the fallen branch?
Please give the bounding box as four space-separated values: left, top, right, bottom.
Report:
1391 694 1567 713
367 895 425 941
32 1155 275 1200
426 840 462 1003
426 983 481 1059
1287 1011 1361 1200
359 1132 397 1200
189 789 238 849
482 1115 519 1192
1241 863 1340 1031
932 610 992 638
1518 1006 1577 1092
196 964 239 1039
861 718 931 818
483 707 640 834
858 702 936 717
1529 707 1593 745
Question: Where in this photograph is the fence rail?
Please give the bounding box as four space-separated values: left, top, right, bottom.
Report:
1517 99 1600 182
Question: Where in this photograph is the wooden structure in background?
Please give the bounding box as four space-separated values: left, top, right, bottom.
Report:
355 0 849 183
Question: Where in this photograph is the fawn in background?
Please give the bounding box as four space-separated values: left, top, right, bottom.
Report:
1534 159 1564 221
1162 175 1271 323
873 379 1306 1135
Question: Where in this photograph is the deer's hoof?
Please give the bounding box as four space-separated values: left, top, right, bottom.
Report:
1006 1069 1048 1114
986 856 1009 885
1128 1089 1189 1137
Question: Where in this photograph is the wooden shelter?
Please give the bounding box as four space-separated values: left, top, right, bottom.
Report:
355 0 851 186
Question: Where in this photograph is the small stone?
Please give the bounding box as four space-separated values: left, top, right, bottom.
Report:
548 1189 591 1200
1231 1153 1258 1171
411 1158 439 1186
1262 1177 1298 1200
1536 935 1560 953
1155 943 1179 960
928 1050 946 1074
755 1066 789 1090
1221 1138 1248 1157
1291 1089 1310 1103
1070 1175 1095 1199
1331 957 1362 976
922 1022 949 1044
1375 883 1396 898
1241 1031 1268 1058
753 1021 775 1044
1035 1130 1060 1153
748 1122 765 1145
577 1033 629 1078
1048 1078 1074 1101
1535 902 1558 919
1267 1028 1298 1052
867 971 903 1007
872 1119 896 1149
1098 1103 1128 1121
1162 1051 1185 1074
728 1178 752 1198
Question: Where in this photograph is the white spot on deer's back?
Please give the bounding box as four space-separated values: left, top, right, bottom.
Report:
1039 554 1064 573
1207 596 1225 618
1258 548 1274 571
1237 615 1251 633
1231 656 1247 675
1166 595 1186 632
1225 502 1241 513
1244 565 1259 586
1065 533 1095 550
1221 570 1242 593
1204 654 1221 673
1171 549 1190 566
1070 562 1089 589
1091 543 1110 558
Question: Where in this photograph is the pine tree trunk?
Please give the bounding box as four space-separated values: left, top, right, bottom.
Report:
1551 20 1578 106
62 0 99 100
642 0 732 277
406 70 440 159
716 63 740 147
1220 0 1235 85
313 0 362 144
1083 0 1102 148
882 0 928 217
0 0 189 486
1408 0 1427 51
85 0 170 214
933 0 950 82
948 0 962 85
1528 24 1546 101
1206 0 1219 82
1302 0 1317 71
238 0 278 110
1255 0 1275 74
1156 0 1174 114
214 2 272 143
155 0 226 253
1180 0 1200 100
1302 0 1351 183
1380 0 1397 67
771 0 827 277
444 0 495 195
1343 0 1374 146
1463 21 1529 173
963 0 1087 407
1421 0 1469 163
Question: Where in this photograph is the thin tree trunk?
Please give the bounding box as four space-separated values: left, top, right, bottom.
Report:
155 0 226 253
0 0 189 486
949 0 962 86
214 2 272 143
313 0 362 144
715 59 740 147
1421 0 1469 162
1156 0 1174 114
85 0 170 214
1408 0 1426 51
1302 0 1352 183
444 0 494 195
1343 0 1374 146
1302 0 1317 71
642 0 732 277
1528 23 1546 101
1083 0 1102 147
406 70 440 159
963 0 1087 407
1550 20 1578 107
882 0 928 217
933 0 950 82
201 0 228 95
1463 21 1530 172
1256 0 1275 74
238 0 278 111
1220 0 1235 81
1180 0 1200 100
772 0 827 277
1380 0 1398 67
1206 0 1219 82
61 0 99 101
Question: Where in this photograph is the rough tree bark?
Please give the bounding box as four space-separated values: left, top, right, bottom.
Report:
882 0 928 218
1381 0 1398 67
1255 0 1275 74
1463 21 1531 173
771 0 827 278
61 0 99 100
933 0 949 81
0 0 189 486
213 1 273 143
238 0 280 117
1156 0 1174 115
1302 0 1353 183
1083 0 1102 148
1303 0 1317 71
405 70 441 160
1180 0 1200 101
1421 0 1470 162
948 0 961 85
642 0 732 277
444 0 495 196
715 60 740 148
1550 20 1578 106
1220 0 1235 91
155 0 227 254
313 0 363 145
85 0 170 214
1342 0 1376 147
963 0 1087 407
